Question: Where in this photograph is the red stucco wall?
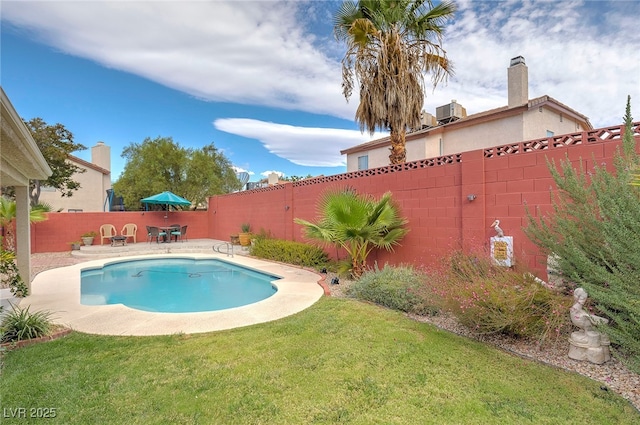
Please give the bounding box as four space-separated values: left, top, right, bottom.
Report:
31 210 210 252
208 123 640 276
31 122 639 279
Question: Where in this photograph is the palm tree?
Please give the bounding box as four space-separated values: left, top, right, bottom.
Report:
295 188 408 278
334 0 456 164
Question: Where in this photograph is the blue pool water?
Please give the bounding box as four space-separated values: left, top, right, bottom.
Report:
81 258 279 313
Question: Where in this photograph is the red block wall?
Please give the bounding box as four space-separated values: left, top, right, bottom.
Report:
30 122 639 280
208 123 640 277
31 210 210 252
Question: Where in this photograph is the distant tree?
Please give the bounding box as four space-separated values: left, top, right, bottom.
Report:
334 0 456 164
281 174 314 182
113 137 240 210
295 188 408 278
184 143 242 208
1 118 87 206
525 96 640 372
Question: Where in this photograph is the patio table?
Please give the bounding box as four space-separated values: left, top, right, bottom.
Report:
111 236 127 247
158 226 178 243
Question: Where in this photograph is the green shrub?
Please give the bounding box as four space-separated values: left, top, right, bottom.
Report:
250 238 330 270
0 248 28 297
346 265 436 315
524 97 640 370
428 251 572 344
1 305 53 343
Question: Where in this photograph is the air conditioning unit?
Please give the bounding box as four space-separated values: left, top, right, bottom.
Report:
436 100 467 124
420 111 438 129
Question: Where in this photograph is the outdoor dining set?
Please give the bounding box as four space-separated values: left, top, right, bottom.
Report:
92 191 193 247
146 224 188 244
99 223 188 246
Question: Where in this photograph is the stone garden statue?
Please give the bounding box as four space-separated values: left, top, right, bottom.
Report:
568 288 611 364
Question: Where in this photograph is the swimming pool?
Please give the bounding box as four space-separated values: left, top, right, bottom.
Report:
81 258 279 313
22 253 324 335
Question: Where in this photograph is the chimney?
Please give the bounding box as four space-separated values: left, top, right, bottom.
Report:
508 56 528 108
91 141 111 171
267 172 279 186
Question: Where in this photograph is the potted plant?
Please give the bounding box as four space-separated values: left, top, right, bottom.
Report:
81 231 97 246
238 223 252 246
69 241 81 251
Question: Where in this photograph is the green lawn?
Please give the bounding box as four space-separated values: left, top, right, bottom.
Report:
1 298 638 424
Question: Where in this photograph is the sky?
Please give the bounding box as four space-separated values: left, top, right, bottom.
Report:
2 0 639 183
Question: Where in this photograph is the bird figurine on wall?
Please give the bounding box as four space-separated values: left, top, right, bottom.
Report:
490 219 505 237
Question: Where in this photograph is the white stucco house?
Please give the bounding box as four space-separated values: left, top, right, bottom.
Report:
341 56 593 171
1 86 52 291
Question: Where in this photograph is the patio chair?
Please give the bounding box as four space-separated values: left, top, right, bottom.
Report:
171 225 187 242
121 223 138 243
99 224 117 245
147 226 166 244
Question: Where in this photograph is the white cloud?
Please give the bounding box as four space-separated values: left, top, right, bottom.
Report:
215 118 386 167
232 166 254 177
260 170 284 178
2 0 638 173
1 0 354 119
435 0 640 127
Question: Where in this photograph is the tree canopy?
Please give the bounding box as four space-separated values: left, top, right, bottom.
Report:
334 0 456 164
1 118 87 206
112 136 241 210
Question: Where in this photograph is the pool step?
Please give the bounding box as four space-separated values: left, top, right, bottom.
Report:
71 239 246 259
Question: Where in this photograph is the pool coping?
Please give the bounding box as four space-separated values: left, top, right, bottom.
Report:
19 253 325 336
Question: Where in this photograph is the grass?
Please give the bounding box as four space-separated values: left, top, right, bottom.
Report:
1 298 638 424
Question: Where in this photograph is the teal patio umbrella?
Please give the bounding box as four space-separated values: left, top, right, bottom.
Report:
141 191 191 223
141 191 191 208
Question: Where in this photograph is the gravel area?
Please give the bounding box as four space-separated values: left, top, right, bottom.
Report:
326 274 640 412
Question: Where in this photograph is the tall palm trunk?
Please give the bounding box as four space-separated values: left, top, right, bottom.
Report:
389 128 407 164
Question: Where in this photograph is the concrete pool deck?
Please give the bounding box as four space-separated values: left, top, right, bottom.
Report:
19 251 325 336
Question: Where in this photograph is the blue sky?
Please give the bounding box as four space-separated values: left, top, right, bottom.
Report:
2 0 639 183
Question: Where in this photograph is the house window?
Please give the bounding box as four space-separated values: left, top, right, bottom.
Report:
357 155 368 170
546 130 554 138
40 186 56 192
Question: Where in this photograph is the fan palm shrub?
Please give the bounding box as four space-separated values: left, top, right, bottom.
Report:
295 188 408 278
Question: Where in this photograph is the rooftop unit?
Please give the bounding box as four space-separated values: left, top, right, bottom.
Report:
409 110 438 133
419 111 438 129
436 100 467 124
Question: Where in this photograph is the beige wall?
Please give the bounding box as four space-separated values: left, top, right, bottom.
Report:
439 115 524 155
346 148 391 172
39 163 110 212
523 107 583 139
346 108 589 170
39 142 112 212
